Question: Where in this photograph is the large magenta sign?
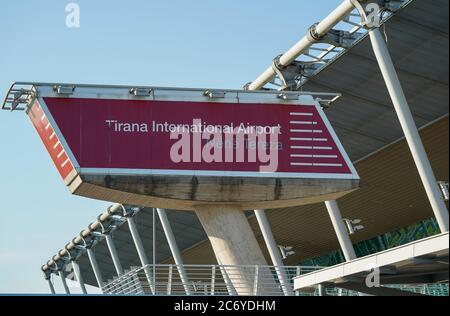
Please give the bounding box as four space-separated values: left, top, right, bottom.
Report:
34 95 356 180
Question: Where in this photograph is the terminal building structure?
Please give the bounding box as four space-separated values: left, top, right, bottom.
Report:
2 0 448 296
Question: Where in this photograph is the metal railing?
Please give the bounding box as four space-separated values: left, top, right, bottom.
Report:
388 284 449 297
102 264 321 296
102 264 450 296
295 285 450 297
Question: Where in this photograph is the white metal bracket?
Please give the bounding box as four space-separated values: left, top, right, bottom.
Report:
53 85 75 95
1 83 36 111
120 204 142 218
271 55 323 91
308 24 362 49
204 90 226 99
130 87 152 97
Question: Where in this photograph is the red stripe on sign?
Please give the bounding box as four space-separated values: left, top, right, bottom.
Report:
27 100 74 180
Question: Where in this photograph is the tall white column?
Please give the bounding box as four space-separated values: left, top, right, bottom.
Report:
254 209 293 296
87 248 103 290
105 234 124 276
325 200 357 261
59 270 70 295
127 216 155 294
45 275 56 295
325 200 371 296
156 208 192 295
368 28 449 232
71 260 87 294
318 284 326 296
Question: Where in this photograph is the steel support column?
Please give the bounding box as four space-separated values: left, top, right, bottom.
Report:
325 200 357 261
105 234 124 276
59 270 70 295
71 260 87 294
318 284 326 296
325 200 371 296
87 248 104 290
156 208 192 295
127 216 155 294
254 209 293 296
45 275 56 295
368 27 449 233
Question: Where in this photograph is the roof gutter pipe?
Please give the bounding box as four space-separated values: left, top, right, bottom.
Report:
247 0 357 91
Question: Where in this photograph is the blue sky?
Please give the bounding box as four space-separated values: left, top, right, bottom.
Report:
0 0 342 294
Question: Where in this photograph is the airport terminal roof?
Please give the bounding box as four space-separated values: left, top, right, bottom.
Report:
50 0 448 286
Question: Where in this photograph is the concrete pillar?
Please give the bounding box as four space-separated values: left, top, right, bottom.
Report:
59 270 70 294
195 205 269 295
